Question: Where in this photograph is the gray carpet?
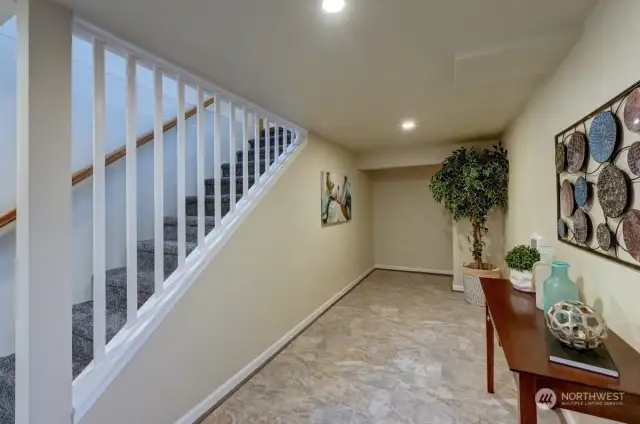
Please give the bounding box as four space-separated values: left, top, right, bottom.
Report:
0 128 293 422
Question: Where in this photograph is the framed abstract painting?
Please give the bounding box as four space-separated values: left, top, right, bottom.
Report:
321 171 352 226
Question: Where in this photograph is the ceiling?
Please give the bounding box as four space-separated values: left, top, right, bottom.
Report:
60 0 597 152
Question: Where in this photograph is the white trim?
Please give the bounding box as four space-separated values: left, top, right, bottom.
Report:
451 284 464 292
175 265 375 424
374 264 453 276
72 139 309 423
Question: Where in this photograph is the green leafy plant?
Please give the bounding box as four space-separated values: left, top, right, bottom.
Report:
430 143 509 269
505 245 540 272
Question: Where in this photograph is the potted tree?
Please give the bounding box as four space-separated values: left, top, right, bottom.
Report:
430 143 509 306
505 245 540 292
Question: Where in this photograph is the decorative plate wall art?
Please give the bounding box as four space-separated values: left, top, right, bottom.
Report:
629 141 640 176
560 180 575 217
574 176 588 207
596 223 612 251
623 210 640 261
588 111 617 163
573 208 590 244
558 219 567 239
623 88 640 132
567 132 586 173
555 80 640 272
596 164 628 218
556 144 566 173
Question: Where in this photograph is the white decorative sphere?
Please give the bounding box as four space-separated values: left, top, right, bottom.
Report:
545 300 608 350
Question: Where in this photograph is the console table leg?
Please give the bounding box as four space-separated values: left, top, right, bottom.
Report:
517 373 537 424
486 304 494 394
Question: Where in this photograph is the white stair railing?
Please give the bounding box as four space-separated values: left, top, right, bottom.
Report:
72 18 306 422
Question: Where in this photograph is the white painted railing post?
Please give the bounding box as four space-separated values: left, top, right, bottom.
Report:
125 55 138 327
92 38 107 361
242 108 249 197
153 66 165 294
273 121 280 165
263 117 270 175
177 78 186 266
15 0 73 421
213 95 222 227
254 114 260 185
196 87 206 245
229 104 237 214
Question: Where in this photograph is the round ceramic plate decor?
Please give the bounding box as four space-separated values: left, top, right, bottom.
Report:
623 209 640 262
573 208 589 244
629 141 640 176
596 223 612 251
597 164 628 218
574 176 588 207
624 88 640 132
588 111 617 163
560 180 575 217
566 132 586 173
558 219 567 239
555 144 566 173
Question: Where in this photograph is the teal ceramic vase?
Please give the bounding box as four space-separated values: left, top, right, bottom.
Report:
543 261 579 312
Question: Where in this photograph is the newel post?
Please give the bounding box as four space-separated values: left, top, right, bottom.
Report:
16 0 73 422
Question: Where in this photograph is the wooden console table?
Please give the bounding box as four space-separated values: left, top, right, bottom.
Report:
481 278 640 424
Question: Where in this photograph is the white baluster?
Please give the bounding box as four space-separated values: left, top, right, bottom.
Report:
213 94 222 227
229 103 237 214
242 108 249 197
92 39 106 359
125 55 138 326
177 78 186 266
273 121 280 165
254 114 260 186
196 87 206 245
263 117 270 175
153 66 164 295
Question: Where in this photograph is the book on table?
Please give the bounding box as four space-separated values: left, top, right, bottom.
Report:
546 331 619 378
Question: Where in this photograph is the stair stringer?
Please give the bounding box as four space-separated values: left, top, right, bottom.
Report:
71 138 308 423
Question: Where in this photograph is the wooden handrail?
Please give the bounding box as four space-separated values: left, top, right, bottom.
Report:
0 97 215 230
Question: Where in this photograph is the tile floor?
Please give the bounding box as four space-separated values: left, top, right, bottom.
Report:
201 270 562 424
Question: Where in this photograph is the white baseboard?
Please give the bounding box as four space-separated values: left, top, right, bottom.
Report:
451 284 464 292
175 266 375 424
375 264 453 276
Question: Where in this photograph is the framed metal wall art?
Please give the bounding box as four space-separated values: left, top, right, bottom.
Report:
555 80 640 272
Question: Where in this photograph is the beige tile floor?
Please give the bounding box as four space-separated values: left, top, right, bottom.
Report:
202 270 562 424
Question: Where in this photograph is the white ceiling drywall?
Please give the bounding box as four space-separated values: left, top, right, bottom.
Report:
60 0 596 152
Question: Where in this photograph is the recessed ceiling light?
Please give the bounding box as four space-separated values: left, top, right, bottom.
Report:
322 0 345 13
401 120 416 131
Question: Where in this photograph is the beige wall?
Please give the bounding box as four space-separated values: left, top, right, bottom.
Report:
370 166 453 272
505 1 640 423
80 134 374 424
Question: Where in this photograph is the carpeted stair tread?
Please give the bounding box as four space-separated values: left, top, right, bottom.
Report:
204 176 255 195
165 216 216 227
164 216 216 242
184 194 243 205
137 239 198 256
236 146 280 162
221 160 271 178
0 355 14 422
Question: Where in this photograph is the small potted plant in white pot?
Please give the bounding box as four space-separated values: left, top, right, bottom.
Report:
505 245 540 292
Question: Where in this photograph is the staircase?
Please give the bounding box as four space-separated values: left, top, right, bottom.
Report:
0 128 292 423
